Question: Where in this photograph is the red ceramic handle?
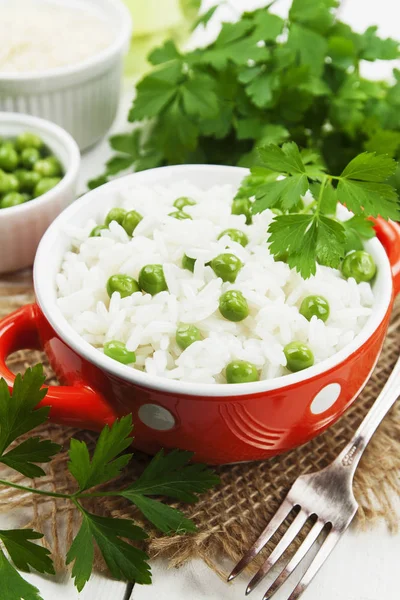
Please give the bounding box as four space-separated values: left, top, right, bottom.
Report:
374 218 400 297
0 304 117 430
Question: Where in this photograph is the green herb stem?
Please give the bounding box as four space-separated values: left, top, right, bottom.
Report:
0 479 71 500
315 176 330 217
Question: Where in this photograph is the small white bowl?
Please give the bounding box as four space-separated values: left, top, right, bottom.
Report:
0 0 132 151
0 112 80 274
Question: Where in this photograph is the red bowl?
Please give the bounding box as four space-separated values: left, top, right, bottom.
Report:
0 165 399 464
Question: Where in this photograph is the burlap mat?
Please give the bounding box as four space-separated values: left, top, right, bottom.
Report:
0 271 399 578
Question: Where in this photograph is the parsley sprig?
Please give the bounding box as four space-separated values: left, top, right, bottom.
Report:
90 0 400 192
244 142 399 278
0 366 219 599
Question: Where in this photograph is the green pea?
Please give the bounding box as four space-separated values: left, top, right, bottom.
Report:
20 147 41 169
0 192 25 209
34 177 61 198
122 210 143 235
271 208 283 215
0 171 19 194
299 295 330 322
169 210 192 220
218 228 248 247
182 254 196 272
15 132 43 151
284 342 314 373
211 253 243 283
34 157 62 178
232 197 252 225
173 196 196 210
15 169 41 192
219 290 249 322
90 225 108 237
139 264 168 296
0 143 19 171
341 250 377 283
105 207 126 226
104 340 136 365
176 324 202 350
226 360 259 384
106 274 140 298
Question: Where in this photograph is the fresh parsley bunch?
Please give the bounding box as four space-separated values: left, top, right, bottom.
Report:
0 366 219 600
90 0 400 190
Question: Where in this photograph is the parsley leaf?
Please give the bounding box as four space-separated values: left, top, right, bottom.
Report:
68 416 133 491
337 153 400 220
129 62 183 122
342 215 376 252
360 26 400 61
67 511 150 591
118 450 218 534
148 40 181 65
252 175 309 212
289 0 338 34
259 142 307 174
121 449 219 502
0 548 43 600
0 530 54 574
191 4 220 31
287 23 328 77
0 437 60 478
268 213 346 277
0 366 47 456
252 143 325 212
181 74 220 119
126 495 196 535
339 152 397 182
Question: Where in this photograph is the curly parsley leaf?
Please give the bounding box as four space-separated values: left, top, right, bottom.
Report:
0 530 54 575
0 366 47 456
67 511 149 591
0 437 60 478
0 548 43 600
68 416 133 491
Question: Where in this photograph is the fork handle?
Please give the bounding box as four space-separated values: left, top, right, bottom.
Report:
335 355 400 476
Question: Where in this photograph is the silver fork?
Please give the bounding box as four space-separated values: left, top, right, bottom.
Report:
228 355 400 600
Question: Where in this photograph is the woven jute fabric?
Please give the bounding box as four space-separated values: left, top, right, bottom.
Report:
0 271 399 577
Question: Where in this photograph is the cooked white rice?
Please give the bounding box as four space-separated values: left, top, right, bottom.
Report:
56 182 374 384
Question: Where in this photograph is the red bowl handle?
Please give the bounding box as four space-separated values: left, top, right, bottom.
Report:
373 218 400 297
0 304 116 430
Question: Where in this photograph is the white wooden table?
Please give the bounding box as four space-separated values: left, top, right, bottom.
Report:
4 1 400 598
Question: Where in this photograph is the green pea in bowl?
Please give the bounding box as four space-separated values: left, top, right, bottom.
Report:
0 112 80 274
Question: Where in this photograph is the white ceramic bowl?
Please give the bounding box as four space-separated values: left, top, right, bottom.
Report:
0 112 80 274
0 0 132 151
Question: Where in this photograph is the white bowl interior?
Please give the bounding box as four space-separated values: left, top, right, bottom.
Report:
0 112 80 216
0 0 131 80
34 165 393 397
